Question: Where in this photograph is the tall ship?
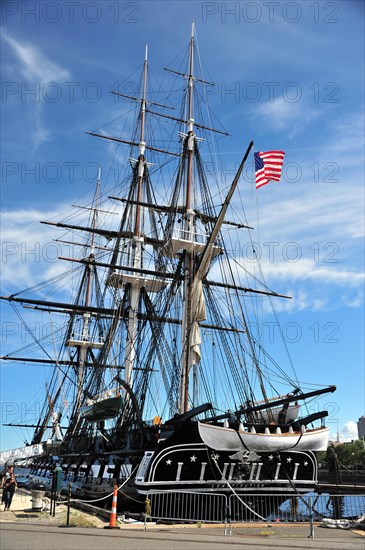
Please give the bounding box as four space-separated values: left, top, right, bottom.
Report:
1 25 335 514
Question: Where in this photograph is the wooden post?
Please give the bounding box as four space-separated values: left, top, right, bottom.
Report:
66 483 72 526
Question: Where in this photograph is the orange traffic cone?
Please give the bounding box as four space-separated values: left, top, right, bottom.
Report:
104 485 119 529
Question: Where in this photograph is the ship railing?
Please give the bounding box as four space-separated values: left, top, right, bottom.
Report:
170 228 207 244
65 333 105 350
318 469 365 485
67 334 105 343
161 228 222 257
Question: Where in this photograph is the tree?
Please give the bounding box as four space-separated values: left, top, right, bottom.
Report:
324 440 365 469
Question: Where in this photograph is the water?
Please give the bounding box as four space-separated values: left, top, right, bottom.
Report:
275 492 365 520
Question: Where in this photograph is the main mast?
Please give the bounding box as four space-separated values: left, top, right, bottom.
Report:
179 22 196 413
175 24 254 414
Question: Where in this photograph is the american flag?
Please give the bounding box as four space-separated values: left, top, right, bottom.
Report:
254 150 285 189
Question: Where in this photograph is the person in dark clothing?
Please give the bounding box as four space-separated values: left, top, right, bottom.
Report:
3 473 17 511
1 465 14 505
0 474 3 505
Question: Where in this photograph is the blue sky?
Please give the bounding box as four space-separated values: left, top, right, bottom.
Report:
1 0 364 451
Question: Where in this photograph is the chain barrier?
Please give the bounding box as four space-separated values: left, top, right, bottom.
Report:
65 465 140 504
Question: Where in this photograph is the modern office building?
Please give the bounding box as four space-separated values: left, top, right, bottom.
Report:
357 416 365 440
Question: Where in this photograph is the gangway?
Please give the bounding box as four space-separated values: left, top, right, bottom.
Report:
0 444 44 466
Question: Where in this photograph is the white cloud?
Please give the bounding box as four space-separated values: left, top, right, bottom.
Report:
0 202 118 298
1 30 70 83
329 421 359 443
326 114 365 156
1 207 81 293
342 292 364 308
340 420 359 442
260 259 364 287
251 184 364 242
1 30 70 150
251 97 322 138
240 258 364 313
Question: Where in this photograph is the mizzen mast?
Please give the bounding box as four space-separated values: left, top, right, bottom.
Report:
66 168 104 413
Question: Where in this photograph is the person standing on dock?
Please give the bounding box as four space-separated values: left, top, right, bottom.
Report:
3 473 17 511
1 465 14 505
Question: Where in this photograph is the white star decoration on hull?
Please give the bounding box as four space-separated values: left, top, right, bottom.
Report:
164 455 310 467
154 449 313 485
165 456 199 464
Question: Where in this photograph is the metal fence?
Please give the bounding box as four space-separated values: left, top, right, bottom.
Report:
229 493 365 523
145 491 228 524
144 490 365 527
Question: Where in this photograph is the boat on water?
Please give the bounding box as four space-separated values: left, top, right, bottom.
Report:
1 25 336 512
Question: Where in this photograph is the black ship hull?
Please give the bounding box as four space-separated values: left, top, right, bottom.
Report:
135 421 318 496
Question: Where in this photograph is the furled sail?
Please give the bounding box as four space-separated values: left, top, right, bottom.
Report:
189 278 206 365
